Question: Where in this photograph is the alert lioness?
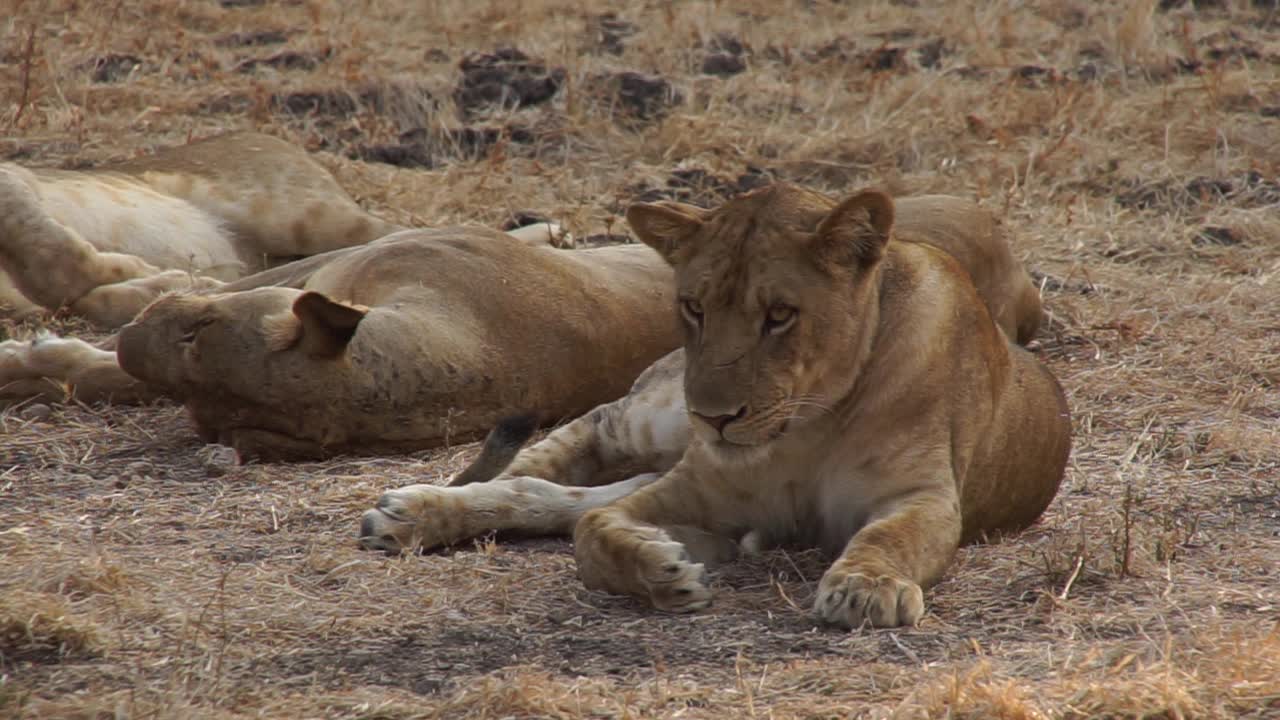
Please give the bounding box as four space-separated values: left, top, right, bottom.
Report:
0 132 411 328
360 184 1070 628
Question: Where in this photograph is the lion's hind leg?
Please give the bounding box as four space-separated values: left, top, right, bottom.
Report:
359 473 662 553
356 393 671 553
359 351 692 553
0 334 158 406
451 349 690 488
0 166 167 317
70 272 223 329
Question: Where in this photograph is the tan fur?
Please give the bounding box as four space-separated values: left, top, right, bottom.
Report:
360 185 1070 630
72 228 675 460
0 134 582 412
0 132 406 328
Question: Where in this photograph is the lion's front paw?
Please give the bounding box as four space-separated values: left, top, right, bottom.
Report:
635 536 712 612
813 568 924 629
358 484 460 554
578 525 713 612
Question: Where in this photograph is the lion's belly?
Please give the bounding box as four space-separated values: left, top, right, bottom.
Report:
34 172 244 279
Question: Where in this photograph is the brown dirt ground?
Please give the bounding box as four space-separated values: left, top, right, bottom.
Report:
2 0 1280 717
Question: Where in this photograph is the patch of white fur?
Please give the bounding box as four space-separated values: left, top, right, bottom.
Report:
631 391 690 459
0 334 115 379
0 270 38 316
505 222 575 248
25 169 241 276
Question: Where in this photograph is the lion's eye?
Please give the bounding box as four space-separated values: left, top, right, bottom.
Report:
680 298 704 325
764 304 797 334
180 318 213 344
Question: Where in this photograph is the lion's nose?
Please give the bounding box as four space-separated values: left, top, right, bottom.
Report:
691 407 746 435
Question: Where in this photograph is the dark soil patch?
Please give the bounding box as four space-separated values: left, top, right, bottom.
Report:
701 53 746 77
591 13 638 55
698 33 751 77
272 89 363 118
453 48 565 118
198 92 253 115
917 37 947 69
790 36 946 71
215 29 292 47
1029 269 1099 296
623 166 776 208
1011 64 1066 87
348 124 535 169
1115 172 1280 213
265 82 439 146
85 54 142 83
350 139 434 169
1192 225 1245 247
236 49 330 73
585 71 683 124
260 597 954 696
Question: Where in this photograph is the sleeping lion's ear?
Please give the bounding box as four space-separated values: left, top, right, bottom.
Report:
292 291 368 358
626 201 707 264
814 189 895 268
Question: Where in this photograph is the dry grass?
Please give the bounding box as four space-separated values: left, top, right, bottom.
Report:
3 0 1280 717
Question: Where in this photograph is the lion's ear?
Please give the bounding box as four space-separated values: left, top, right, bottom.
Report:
626 202 707 264
814 189 895 268
292 291 368 358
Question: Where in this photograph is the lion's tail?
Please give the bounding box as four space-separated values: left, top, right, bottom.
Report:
447 413 539 486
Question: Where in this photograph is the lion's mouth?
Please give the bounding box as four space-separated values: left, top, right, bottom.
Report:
710 414 792 449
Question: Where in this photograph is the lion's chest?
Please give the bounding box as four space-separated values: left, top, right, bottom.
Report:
735 458 884 556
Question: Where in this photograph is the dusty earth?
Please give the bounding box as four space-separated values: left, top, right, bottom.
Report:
2 0 1279 717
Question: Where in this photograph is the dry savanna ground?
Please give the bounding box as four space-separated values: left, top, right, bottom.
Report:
2 0 1279 717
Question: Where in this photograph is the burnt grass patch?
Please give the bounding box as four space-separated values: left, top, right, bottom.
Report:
585 71 684 124
235 49 331 74
699 33 750 77
591 12 638 55
453 48 566 118
1115 172 1280 213
84 54 143 83
623 166 777 208
215 29 292 47
348 124 537 169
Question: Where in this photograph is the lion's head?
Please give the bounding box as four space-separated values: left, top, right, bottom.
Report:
115 285 380 454
627 183 895 454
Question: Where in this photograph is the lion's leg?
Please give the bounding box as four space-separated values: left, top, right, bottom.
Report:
813 487 961 629
504 223 574 248
359 353 691 553
70 272 224 328
0 334 159 406
359 472 662 553
451 350 689 487
0 166 168 315
120 133 406 258
572 466 742 613
0 270 41 320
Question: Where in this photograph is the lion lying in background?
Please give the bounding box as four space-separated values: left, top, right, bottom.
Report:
0 132 412 328
360 184 1069 629
1 132 679 460
1 228 679 460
